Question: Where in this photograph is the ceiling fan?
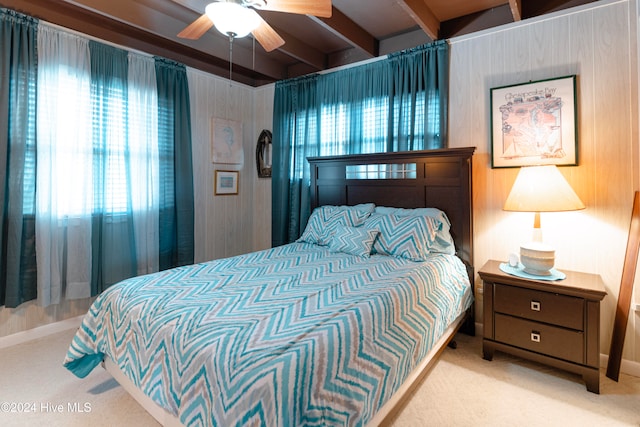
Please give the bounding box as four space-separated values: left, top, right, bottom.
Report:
177 0 332 52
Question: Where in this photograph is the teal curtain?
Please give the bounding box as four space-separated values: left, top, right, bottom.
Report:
272 75 320 246
272 41 449 246
0 9 38 308
155 58 194 270
387 41 449 151
1 9 194 307
88 41 137 295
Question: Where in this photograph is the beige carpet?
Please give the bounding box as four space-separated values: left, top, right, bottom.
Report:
0 328 638 426
389 333 640 427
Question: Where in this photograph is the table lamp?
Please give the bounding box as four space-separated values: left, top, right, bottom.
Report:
503 165 585 275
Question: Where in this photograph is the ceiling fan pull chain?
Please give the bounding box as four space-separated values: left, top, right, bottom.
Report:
228 32 235 86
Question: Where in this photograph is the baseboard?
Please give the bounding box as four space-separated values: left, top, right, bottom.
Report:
600 353 640 379
0 315 84 350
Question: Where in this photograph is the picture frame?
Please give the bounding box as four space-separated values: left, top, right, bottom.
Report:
214 170 239 195
211 118 243 165
490 75 578 168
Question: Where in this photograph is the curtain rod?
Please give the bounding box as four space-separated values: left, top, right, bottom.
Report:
39 21 152 58
317 40 447 76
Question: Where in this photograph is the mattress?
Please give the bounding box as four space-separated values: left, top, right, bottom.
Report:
64 242 472 426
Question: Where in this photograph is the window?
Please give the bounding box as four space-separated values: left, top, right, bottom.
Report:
36 56 158 217
316 91 434 158
346 163 417 180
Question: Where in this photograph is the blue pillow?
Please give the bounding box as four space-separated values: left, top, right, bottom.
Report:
328 225 379 257
298 204 374 246
365 213 441 261
373 206 456 255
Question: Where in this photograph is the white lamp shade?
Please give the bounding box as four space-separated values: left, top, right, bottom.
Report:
503 165 585 212
205 2 262 38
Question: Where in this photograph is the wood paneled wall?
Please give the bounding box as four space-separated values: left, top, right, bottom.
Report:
253 85 275 251
448 0 639 362
187 69 273 263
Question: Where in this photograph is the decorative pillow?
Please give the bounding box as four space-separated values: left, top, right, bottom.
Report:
365 213 441 261
298 204 374 246
374 206 456 255
328 225 379 257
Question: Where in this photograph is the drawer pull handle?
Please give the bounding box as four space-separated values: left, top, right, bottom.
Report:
530 301 541 311
531 331 541 343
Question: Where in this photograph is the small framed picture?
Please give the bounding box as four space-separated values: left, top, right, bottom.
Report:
214 170 239 195
490 75 578 168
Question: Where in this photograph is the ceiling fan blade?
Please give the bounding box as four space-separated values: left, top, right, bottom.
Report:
177 13 214 40
252 18 285 52
258 0 332 18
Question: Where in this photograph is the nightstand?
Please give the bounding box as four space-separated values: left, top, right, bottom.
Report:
479 259 607 393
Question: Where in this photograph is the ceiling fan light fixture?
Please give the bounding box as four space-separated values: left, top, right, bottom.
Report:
205 1 261 38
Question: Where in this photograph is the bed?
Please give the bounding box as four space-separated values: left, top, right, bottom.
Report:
64 147 476 426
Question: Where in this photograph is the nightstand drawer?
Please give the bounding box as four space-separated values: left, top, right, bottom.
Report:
495 313 584 364
494 284 584 330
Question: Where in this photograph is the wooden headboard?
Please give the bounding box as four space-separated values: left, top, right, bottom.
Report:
308 147 475 275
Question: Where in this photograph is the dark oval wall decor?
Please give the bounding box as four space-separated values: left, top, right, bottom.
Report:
256 129 272 178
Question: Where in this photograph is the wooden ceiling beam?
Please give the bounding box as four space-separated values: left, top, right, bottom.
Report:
310 6 378 58
397 0 440 41
508 0 522 21
1 0 283 85
275 28 327 71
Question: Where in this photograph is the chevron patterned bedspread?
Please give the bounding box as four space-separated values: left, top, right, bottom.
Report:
64 242 472 426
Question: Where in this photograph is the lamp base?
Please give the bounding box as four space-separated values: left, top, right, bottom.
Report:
520 242 555 276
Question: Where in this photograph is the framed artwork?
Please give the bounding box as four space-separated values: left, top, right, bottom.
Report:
490 75 578 168
211 118 243 165
214 170 239 195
